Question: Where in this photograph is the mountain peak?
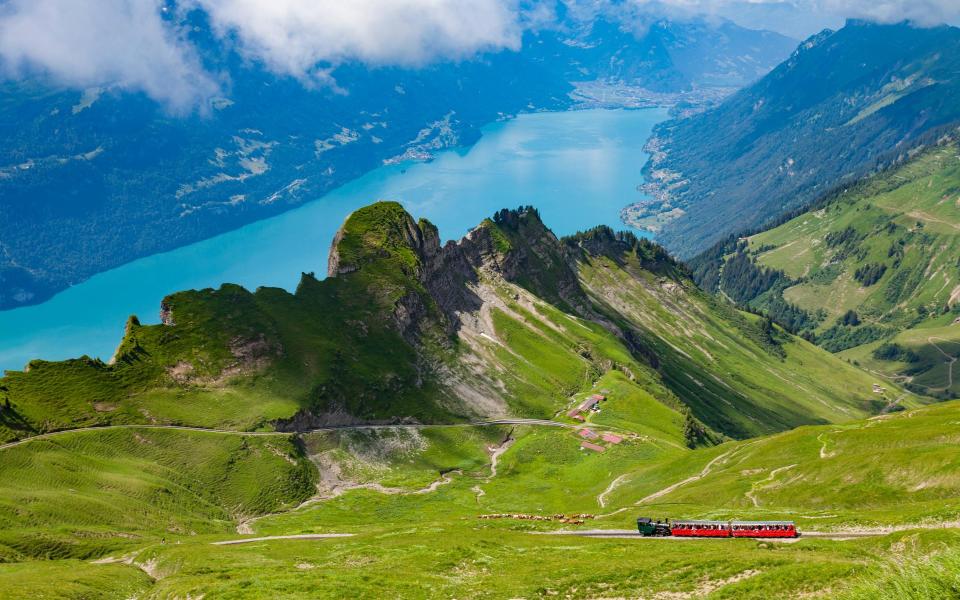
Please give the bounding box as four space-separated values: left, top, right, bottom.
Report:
327 201 437 279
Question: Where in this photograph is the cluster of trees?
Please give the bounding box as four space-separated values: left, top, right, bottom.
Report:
817 324 888 353
565 225 685 276
681 406 724 448
888 238 905 263
854 263 887 286
824 226 868 263
762 297 825 334
825 226 860 248
688 238 823 335
838 310 860 326
719 249 786 304
567 225 639 247
492 206 542 229
872 343 920 363
634 237 683 274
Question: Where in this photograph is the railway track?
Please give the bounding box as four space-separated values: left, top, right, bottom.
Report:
533 529 885 540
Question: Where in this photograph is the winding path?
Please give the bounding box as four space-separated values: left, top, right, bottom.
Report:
597 474 629 508
745 464 797 508
0 419 571 452
638 445 744 504
929 336 958 390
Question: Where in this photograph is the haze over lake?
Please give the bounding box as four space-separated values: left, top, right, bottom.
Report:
0 108 666 371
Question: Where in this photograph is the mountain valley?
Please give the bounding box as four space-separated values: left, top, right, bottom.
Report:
0 202 951 598
4 6 960 599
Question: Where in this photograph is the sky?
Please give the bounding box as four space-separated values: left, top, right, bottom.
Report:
0 0 957 111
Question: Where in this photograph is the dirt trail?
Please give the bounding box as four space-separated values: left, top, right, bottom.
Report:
0 418 570 452
907 210 960 231
589 447 747 518
817 433 832 459
929 336 958 390
473 433 515 501
745 464 797 507
236 494 324 535
639 445 744 504
90 552 167 579
486 434 515 480
237 463 462 534
598 474 629 508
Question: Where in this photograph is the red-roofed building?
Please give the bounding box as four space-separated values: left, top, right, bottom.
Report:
591 394 606 402
572 414 585 421
577 397 600 412
601 433 622 444
578 428 599 440
581 441 605 453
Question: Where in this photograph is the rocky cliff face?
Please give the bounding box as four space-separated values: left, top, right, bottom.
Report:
326 203 591 341
316 203 603 422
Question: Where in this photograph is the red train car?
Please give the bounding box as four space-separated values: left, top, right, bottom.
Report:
731 521 799 538
638 516 801 538
670 520 731 538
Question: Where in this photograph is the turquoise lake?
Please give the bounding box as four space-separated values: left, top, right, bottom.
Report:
0 108 667 372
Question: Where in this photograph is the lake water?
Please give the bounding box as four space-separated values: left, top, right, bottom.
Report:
0 108 667 372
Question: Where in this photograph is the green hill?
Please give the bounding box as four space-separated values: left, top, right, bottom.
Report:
0 201 942 598
0 202 915 446
692 142 960 399
4 392 959 597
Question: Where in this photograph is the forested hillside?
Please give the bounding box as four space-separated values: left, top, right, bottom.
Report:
624 20 960 257
691 141 960 399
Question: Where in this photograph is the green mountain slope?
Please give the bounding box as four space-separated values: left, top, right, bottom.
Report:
572 234 914 436
0 429 314 562
5 393 959 597
626 20 960 257
615 399 960 527
693 142 960 399
0 202 953 598
0 203 915 447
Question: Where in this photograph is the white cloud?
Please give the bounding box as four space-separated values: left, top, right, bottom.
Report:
192 0 524 81
819 0 960 27
624 0 960 27
0 0 220 111
559 0 959 38
0 0 957 109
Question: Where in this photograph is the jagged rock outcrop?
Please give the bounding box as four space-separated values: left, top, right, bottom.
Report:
159 300 175 326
